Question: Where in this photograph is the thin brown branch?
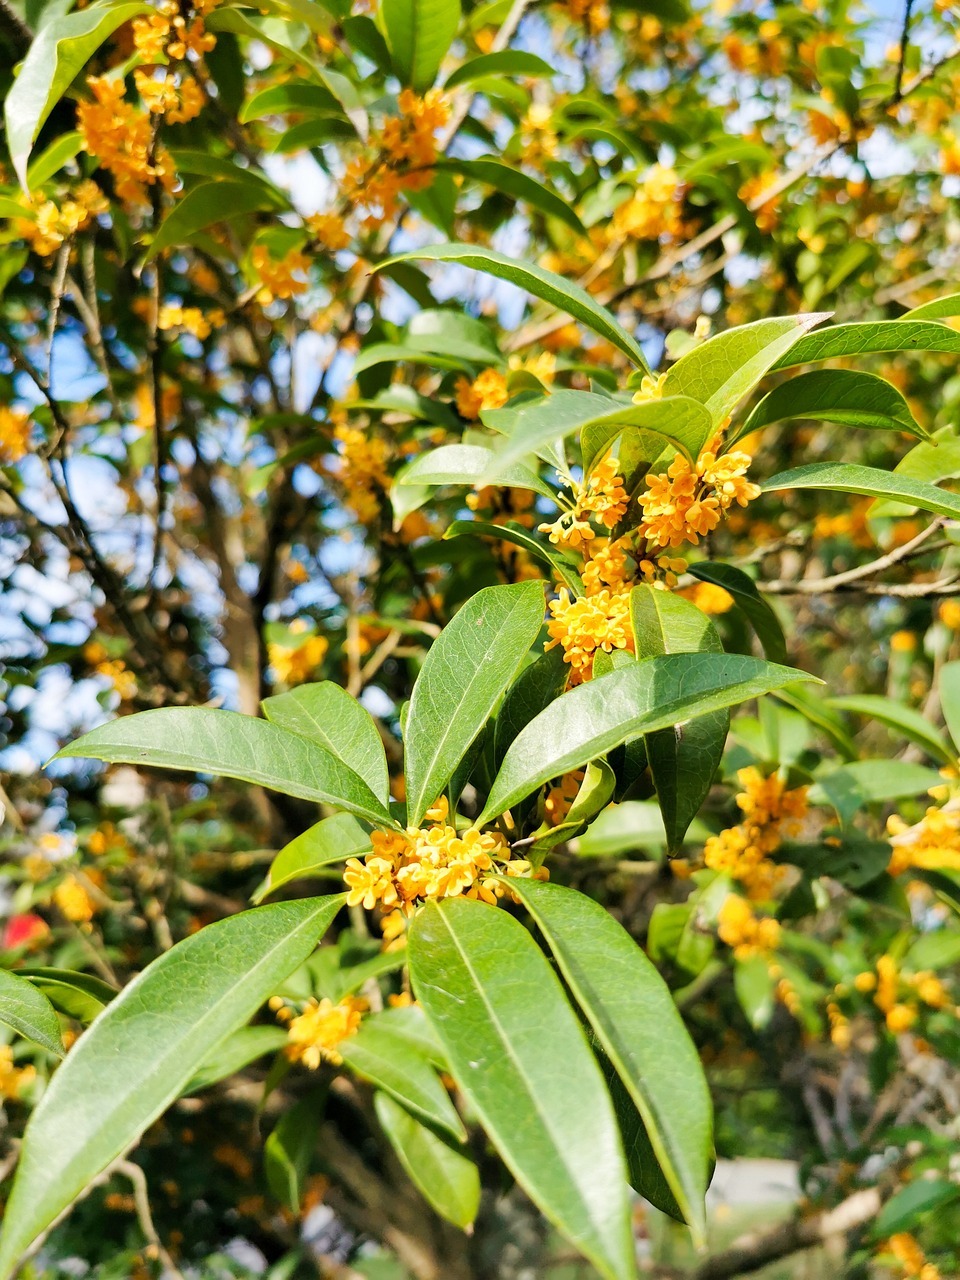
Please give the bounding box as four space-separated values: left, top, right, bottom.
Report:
759 518 946 593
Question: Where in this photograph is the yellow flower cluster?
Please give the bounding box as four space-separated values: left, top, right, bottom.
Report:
539 451 629 550
251 244 311 305
563 0 609 34
704 766 808 900
886 1232 941 1280
613 164 685 241
132 1 216 62
333 423 390 524
545 588 634 681
16 181 108 257
638 440 761 549
678 580 734 614
53 873 97 923
278 995 365 1068
77 76 175 206
455 368 509 419
519 103 558 166
887 805 960 875
158 303 224 340
739 172 781 234
544 770 584 826
344 797 530 921
95 658 137 701
857 953 955 1035
268 626 328 686
306 211 352 252
0 407 31 464
133 69 205 124
0 1046 35 1101
343 90 450 225
716 893 780 960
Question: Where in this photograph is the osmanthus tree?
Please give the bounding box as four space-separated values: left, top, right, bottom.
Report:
4 0 960 1276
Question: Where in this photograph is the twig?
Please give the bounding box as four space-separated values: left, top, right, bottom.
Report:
758 518 946 593
892 0 916 102
115 1160 185 1280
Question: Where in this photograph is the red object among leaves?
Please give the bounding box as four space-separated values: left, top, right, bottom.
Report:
2 913 50 951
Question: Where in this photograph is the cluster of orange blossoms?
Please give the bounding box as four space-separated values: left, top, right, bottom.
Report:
344 797 542 942
77 76 175 206
455 368 509 419
855 952 956 1036
131 0 217 62
637 438 760 549
267 621 329 686
158 303 225 340
332 423 390 524
0 407 31 464
612 164 685 241
133 68 205 125
716 894 781 961
276 995 366 1068
887 804 960 875
704 766 809 901
251 245 312 305
885 1231 942 1280
16 181 108 257
343 90 450 226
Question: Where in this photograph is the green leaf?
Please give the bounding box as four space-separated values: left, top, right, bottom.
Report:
441 158 585 235
403 581 546 826
376 244 650 371
734 954 776 1030
507 879 712 1245
409 897 636 1280
769 320 960 371
443 519 584 594
54 708 394 827
493 647 570 770
688 562 787 663
374 1091 480 1229
481 391 713 481
396 444 555 501
901 293 960 321
662 314 830 426
26 130 83 188
0 969 64 1057
405 307 502 365
239 80 342 123
0 897 343 1277
480 653 818 822
904 930 960 972
868 427 960 519
5 2 150 189
379 0 460 90
262 681 389 804
939 660 960 759
630 585 728 853
15 968 116 1023
873 1180 960 1238
809 761 943 825
353 341 476 376
443 49 554 86
339 1017 465 1142
255 813 372 903
762 462 960 522
828 695 956 767
265 1092 325 1212
144 178 286 263
734 369 928 445
185 1025 289 1094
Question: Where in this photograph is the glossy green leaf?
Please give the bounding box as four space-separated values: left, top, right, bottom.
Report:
444 519 584 594
481 391 713 481
901 293 960 321
828 695 956 767
769 320 960 371
375 1091 480 1229
493 647 570 770
5 2 150 189
255 813 372 903
144 178 286 263
262 681 389 804
377 243 650 370
662 313 829 426
630 585 728 852
508 879 711 1242
873 1180 960 1238
409 897 636 1280
809 761 943 825
939 661 960 759
403 581 546 826
441 157 585 235
443 49 554 87
396 444 555 501
16 968 116 1023
868 427 960 519
0 969 64 1057
763 462 960 521
734 369 928 445
380 0 460 90
239 80 342 123
339 1017 465 1141
480 653 818 822
688 562 787 663
265 1092 325 1212
0 897 343 1278
54 707 394 827
25 130 83 188
353 341 475 376
185 1025 288 1094
733 954 776 1030
404 307 502 364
